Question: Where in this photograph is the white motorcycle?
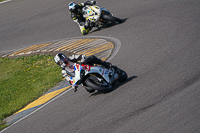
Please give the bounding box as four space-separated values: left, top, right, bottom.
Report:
66 62 127 93
82 5 122 28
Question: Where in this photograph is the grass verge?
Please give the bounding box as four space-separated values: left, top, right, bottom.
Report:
0 0 6 3
0 55 63 131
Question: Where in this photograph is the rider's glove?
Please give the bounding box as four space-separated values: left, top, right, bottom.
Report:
62 70 71 81
62 70 67 77
80 55 86 63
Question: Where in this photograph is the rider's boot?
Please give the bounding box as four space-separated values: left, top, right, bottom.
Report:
81 26 92 35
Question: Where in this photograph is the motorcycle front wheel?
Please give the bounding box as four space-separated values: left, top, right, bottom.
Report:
85 76 113 92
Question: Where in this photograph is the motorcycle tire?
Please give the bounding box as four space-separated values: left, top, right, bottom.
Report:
85 77 113 92
117 68 128 82
101 14 123 23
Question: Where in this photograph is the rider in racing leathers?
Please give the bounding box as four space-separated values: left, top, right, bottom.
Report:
68 1 96 35
54 53 112 92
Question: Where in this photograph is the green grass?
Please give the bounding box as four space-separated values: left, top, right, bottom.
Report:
0 55 63 130
0 0 6 3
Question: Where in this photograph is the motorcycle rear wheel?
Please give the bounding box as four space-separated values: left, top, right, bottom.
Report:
85 76 113 92
101 14 122 23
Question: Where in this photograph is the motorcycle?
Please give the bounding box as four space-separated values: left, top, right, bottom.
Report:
82 5 122 28
66 61 127 93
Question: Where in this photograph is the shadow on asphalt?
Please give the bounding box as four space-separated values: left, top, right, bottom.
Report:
90 75 138 96
89 18 129 34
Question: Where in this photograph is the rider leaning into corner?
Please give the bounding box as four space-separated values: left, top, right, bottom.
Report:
54 53 112 92
68 1 97 35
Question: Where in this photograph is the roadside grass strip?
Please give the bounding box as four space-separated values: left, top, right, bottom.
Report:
0 55 63 130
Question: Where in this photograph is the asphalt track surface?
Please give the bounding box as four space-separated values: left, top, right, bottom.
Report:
1 0 200 133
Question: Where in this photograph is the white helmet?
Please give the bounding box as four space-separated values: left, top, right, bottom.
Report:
54 53 68 68
68 2 77 12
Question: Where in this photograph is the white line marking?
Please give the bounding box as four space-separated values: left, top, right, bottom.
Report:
0 0 11 4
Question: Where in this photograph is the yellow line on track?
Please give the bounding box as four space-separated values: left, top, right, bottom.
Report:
9 43 52 56
79 42 114 57
15 86 71 114
54 39 97 51
55 39 83 51
62 39 97 51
